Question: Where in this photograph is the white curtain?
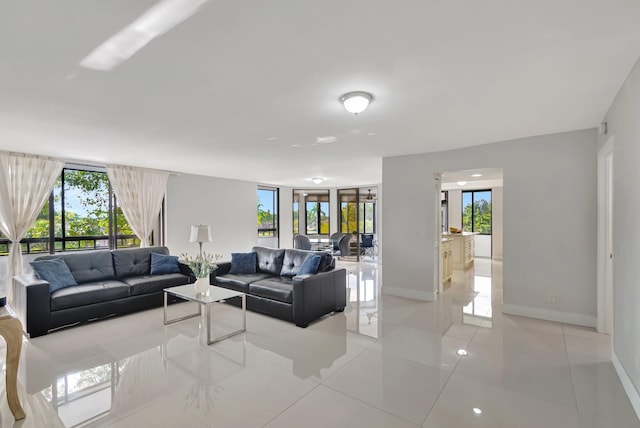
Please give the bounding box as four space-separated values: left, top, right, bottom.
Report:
0 152 64 301
106 165 169 247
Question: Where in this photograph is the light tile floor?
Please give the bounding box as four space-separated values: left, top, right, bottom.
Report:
3 258 639 427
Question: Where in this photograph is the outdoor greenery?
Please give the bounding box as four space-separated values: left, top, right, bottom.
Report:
306 202 329 234
257 188 278 237
257 201 276 237
341 202 375 234
462 198 492 234
292 203 299 234
0 169 139 255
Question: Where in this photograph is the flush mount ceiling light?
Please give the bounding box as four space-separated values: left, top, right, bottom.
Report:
457 181 467 186
340 91 373 115
311 177 324 184
471 173 483 177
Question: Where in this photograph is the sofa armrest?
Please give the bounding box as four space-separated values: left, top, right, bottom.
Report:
178 262 197 283
215 262 231 276
12 274 51 337
291 268 347 327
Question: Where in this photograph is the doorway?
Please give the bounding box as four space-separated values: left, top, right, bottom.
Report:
337 187 379 262
437 168 503 295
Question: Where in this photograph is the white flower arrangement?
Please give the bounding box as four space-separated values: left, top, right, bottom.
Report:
180 252 222 279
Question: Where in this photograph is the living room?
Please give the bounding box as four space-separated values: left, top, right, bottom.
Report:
2 1 640 427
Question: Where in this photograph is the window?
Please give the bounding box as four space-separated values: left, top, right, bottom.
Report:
339 190 357 234
359 202 376 234
0 166 146 256
257 186 278 237
305 192 329 235
292 192 299 234
339 189 376 234
462 190 492 234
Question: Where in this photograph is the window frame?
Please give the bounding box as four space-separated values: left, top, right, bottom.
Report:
0 165 161 256
257 186 279 238
303 191 330 235
461 189 492 235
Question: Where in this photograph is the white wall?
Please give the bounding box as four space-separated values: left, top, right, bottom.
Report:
278 186 293 249
165 173 258 259
600 57 640 416
382 129 598 326
493 187 504 260
448 189 462 230
474 235 492 258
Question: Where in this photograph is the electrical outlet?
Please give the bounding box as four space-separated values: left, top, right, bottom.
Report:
547 292 557 304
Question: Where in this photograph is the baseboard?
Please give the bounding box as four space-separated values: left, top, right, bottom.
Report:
612 349 640 420
501 304 597 328
381 286 435 302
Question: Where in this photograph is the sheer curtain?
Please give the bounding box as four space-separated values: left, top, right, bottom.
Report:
0 152 64 302
106 165 169 247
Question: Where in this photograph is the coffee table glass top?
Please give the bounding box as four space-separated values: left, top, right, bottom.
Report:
164 284 243 303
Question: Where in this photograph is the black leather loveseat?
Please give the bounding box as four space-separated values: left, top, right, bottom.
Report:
212 246 347 328
12 246 195 337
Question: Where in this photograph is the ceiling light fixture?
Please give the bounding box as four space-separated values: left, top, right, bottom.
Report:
471 174 483 177
340 91 373 115
473 408 483 415
311 177 324 184
456 349 468 356
457 181 467 186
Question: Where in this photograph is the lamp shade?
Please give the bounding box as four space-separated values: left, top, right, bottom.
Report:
189 225 212 243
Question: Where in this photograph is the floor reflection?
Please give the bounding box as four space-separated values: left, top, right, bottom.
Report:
339 257 501 338
341 262 381 339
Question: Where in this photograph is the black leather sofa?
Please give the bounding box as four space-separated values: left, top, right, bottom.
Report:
12 246 195 337
212 246 346 328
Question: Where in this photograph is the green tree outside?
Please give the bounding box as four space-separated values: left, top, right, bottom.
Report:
462 199 492 234
2 169 139 255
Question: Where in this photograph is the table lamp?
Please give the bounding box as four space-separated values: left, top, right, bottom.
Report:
190 225 213 257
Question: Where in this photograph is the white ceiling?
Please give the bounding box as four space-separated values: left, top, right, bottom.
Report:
2 1 640 187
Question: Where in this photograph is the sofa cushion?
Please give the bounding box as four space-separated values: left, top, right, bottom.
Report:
35 251 116 284
316 252 334 272
50 280 130 311
229 252 257 274
249 277 294 304
113 246 168 278
124 273 191 296
150 253 181 275
298 254 322 275
30 258 78 292
213 273 273 293
252 246 285 275
281 249 332 277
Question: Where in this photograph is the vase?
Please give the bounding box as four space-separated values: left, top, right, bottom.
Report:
194 277 209 294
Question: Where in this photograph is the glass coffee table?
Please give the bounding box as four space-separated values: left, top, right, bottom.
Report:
163 284 246 345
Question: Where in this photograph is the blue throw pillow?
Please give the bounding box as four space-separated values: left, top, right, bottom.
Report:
297 254 322 275
229 252 257 274
30 258 78 293
150 252 181 275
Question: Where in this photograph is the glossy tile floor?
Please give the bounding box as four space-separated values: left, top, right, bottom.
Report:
5 258 640 427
